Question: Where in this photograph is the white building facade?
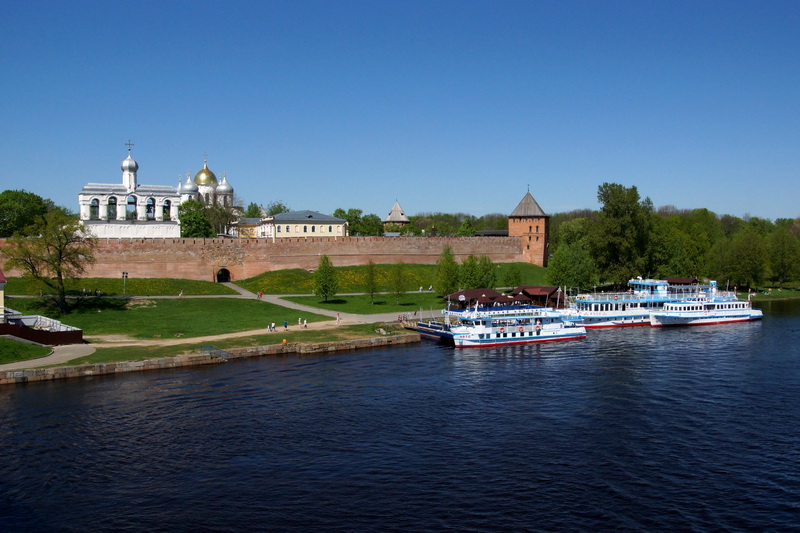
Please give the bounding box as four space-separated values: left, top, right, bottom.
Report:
79 147 233 238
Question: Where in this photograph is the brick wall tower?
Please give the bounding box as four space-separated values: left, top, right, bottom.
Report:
508 190 549 266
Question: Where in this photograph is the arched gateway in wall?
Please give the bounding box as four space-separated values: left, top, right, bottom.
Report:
216 268 231 283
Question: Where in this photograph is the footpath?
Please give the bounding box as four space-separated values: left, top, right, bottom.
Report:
0 283 412 372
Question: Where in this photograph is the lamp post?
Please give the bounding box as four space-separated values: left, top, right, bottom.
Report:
122 272 128 296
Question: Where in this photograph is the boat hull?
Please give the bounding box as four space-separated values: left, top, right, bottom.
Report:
414 321 455 344
453 331 586 348
650 312 763 327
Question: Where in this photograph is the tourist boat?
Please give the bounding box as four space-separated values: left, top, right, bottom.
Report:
649 293 763 327
446 305 586 348
563 277 719 328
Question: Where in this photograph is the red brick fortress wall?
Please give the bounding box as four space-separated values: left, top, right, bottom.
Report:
1 237 527 282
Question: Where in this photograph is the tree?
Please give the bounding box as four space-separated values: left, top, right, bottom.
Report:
478 255 497 289
503 264 522 288
265 200 290 216
435 245 460 296
459 255 482 289
359 214 385 236
391 261 407 304
768 228 800 288
455 218 476 236
1 210 97 313
243 202 262 218
589 183 654 286
204 194 242 235
364 260 378 304
313 254 339 302
715 228 766 289
333 208 363 235
547 242 598 291
0 190 54 237
179 200 214 238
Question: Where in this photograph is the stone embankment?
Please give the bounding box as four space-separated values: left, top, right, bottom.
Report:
0 332 420 386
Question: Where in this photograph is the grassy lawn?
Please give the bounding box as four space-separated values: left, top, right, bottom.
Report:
0 338 52 365
284 292 447 314
741 287 800 302
6 297 330 339
55 323 403 366
239 262 548 295
4 277 237 297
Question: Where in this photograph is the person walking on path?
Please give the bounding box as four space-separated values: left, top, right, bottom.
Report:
284 320 288 331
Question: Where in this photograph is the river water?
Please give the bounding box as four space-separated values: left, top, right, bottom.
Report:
1 301 799 532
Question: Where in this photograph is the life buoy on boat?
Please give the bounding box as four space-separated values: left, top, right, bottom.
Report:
499 327 505 333
518 326 524 332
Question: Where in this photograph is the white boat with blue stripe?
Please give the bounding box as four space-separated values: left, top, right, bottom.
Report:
448 305 586 348
564 277 715 328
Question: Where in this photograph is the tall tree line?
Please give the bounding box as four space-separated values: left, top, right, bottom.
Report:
548 183 800 290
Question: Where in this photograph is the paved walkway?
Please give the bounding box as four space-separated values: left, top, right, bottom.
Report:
0 283 417 371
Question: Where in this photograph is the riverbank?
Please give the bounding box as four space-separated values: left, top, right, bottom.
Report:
1 331 420 386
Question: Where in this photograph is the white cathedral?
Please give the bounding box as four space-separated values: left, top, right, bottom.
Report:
78 145 234 238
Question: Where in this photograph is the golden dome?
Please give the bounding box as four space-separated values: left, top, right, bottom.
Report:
194 161 218 185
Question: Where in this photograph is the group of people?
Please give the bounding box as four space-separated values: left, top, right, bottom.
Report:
267 318 309 332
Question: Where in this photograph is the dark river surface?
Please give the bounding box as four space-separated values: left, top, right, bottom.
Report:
1 300 799 532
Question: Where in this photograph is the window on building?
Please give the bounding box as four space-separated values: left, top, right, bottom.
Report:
303 225 307 233
329 225 333 232
277 225 281 232
163 200 171 220
89 199 100 220
126 195 137 220
312 226 316 233
107 197 117 219
146 198 156 220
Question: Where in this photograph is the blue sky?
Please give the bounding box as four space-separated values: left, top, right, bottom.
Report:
2 1 798 220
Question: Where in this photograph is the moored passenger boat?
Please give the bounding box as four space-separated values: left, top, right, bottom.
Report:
448 305 586 348
412 287 585 347
564 278 720 328
649 296 763 327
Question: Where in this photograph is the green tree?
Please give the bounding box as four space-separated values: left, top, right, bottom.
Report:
1 210 97 314
768 228 799 288
391 261 407 304
243 202 262 218
205 201 241 235
477 255 497 289
435 245 460 296
364 260 378 304
715 228 766 289
547 242 598 291
459 255 482 289
359 214 385 236
179 200 214 238
265 200 290 216
313 254 339 302
455 218 476 236
333 208 368 235
589 183 653 286
0 190 54 237
503 263 522 288
399 224 422 236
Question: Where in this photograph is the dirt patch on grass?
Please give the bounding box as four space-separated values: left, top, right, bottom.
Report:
125 299 157 309
85 334 140 344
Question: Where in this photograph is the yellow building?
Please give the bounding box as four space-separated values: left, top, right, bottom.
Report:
230 211 348 239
